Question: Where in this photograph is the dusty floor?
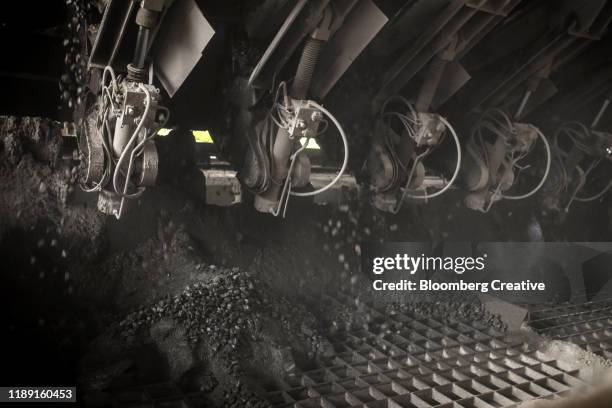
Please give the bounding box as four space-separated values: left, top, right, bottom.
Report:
1 116 611 407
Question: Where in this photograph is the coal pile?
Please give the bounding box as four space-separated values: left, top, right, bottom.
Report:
79 264 340 407
0 116 70 229
118 266 326 352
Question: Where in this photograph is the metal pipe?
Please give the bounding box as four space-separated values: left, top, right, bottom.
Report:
515 89 532 119
592 99 610 128
415 56 447 113
248 0 309 87
133 26 150 70
112 119 134 157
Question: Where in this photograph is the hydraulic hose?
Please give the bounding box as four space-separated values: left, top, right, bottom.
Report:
133 26 150 70
291 38 324 100
291 101 348 197
500 126 551 200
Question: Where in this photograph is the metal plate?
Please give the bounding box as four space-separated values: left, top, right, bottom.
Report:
432 61 471 109
311 0 388 98
80 116 105 185
152 0 215 97
88 0 137 70
202 169 242 206
139 140 159 187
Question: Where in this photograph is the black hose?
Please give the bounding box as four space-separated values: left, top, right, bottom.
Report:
133 26 150 70
291 38 324 100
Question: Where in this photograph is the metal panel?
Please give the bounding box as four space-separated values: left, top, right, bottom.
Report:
88 0 137 69
519 78 558 117
432 61 471 109
248 0 309 87
311 0 388 99
249 0 330 89
246 0 296 39
379 0 465 93
372 0 448 57
465 0 513 16
152 0 215 97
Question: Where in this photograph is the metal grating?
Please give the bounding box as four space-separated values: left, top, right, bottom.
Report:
528 298 612 360
265 293 587 408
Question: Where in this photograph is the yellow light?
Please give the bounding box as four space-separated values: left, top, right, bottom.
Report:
300 137 321 150
157 128 172 136
193 130 214 143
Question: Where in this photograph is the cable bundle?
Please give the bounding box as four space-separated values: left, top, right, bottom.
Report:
377 96 461 213
550 122 612 210
468 109 550 212
80 65 169 218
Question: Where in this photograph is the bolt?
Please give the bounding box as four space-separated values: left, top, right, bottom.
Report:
311 111 323 122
